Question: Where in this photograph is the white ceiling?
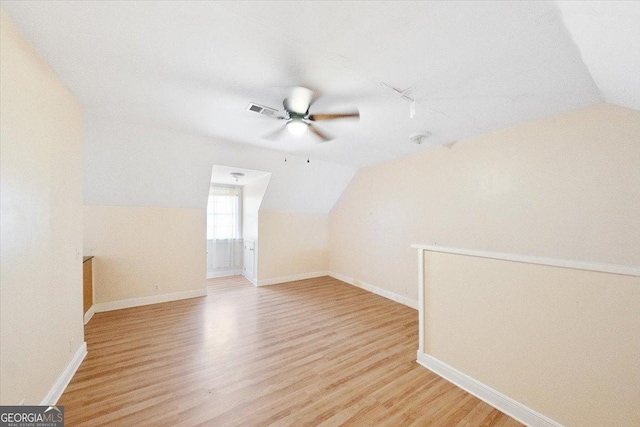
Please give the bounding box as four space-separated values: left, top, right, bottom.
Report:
210 165 271 187
556 1 640 111
82 116 356 213
1 1 636 168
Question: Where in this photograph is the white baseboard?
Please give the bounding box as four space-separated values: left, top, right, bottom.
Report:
257 271 328 287
40 342 87 405
83 305 95 324
94 288 207 312
207 269 243 279
329 272 418 310
416 352 563 427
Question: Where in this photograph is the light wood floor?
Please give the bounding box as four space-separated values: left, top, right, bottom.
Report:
60 276 523 426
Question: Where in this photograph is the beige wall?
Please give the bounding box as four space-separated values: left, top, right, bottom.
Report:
330 103 640 302
83 205 206 303
0 10 84 404
330 103 640 425
258 211 329 281
423 252 640 427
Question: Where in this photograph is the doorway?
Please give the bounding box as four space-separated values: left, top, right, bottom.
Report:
207 165 271 284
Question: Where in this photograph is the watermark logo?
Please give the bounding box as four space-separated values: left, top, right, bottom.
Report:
0 406 64 427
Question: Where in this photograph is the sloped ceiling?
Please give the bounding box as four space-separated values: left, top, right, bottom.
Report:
556 1 640 111
3 1 632 170
2 1 637 213
82 116 356 213
209 166 271 188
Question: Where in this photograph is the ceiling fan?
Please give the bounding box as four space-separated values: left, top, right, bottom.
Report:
247 86 359 142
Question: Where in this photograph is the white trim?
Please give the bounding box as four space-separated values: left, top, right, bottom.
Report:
94 288 207 312
417 249 424 353
411 244 640 277
40 342 87 405
207 269 242 279
243 272 257 286
257 271 328 287
83 305 95 325
416 352 563 427
329 272 418 310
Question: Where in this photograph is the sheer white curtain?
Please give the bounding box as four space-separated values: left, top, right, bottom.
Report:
207 185 243 275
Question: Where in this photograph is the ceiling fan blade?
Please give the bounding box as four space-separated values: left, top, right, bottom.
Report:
285 86 315 115
308 123 333 142
262 125 288 141
308 110 360 121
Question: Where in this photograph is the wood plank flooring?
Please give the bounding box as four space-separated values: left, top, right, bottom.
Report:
59 276 523 426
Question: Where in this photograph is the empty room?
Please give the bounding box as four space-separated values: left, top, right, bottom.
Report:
1 1 638 426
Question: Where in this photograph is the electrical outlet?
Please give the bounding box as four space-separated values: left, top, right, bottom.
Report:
154 284 159 292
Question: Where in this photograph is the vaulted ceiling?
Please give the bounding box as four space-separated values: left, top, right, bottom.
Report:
2 1 639 168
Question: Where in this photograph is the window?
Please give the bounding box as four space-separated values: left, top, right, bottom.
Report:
207 185 242 240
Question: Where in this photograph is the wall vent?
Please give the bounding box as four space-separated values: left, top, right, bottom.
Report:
246 103 278 117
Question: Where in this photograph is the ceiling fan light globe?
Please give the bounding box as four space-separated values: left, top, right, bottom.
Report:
287 120 308 136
